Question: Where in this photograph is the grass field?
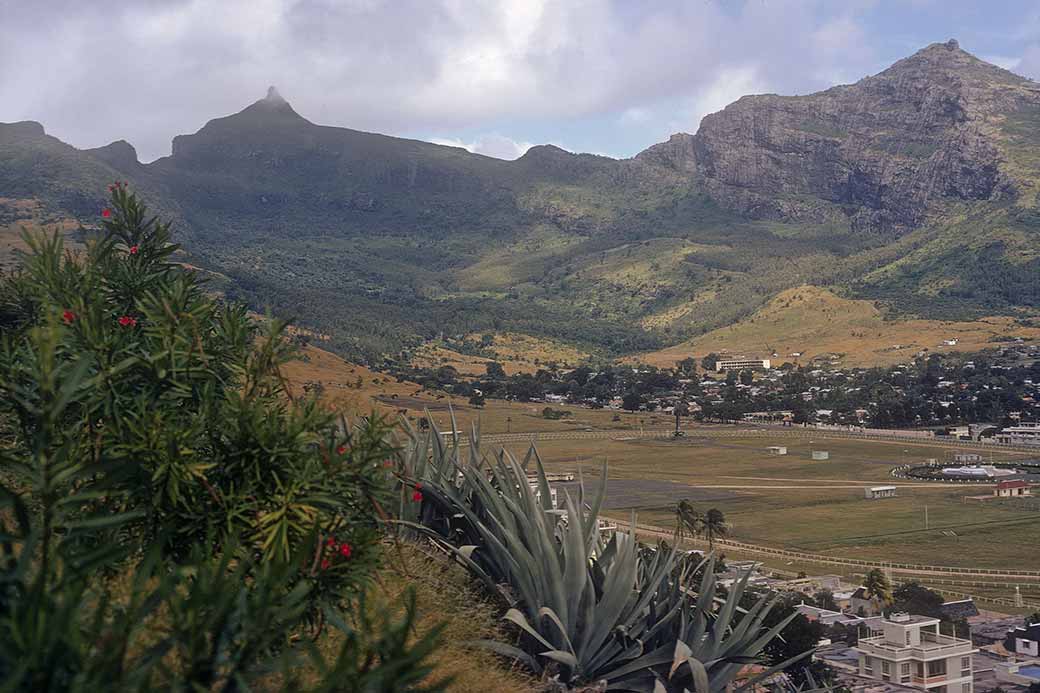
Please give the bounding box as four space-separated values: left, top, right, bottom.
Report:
521 433 1040 570
282 343 1040 581
281 343 677 434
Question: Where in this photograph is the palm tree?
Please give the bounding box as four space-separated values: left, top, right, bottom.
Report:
703 508 728 551
675 499 704 544
864 568 892 610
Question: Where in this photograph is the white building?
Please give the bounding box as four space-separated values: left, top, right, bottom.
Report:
715 358 771 372
995 423 1040 446
994 480 1031 497
854 612 976 693
865 485 898 499
1007 622 1040 657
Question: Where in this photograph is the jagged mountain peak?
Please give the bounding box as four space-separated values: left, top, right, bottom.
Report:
0 120 46 143
87 139 140 169
234 85 307 123
872 38 1033 94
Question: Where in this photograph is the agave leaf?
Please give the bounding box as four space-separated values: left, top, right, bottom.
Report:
504 609 556 651
540 649 580 671
467 639 542 673
538 606 578 661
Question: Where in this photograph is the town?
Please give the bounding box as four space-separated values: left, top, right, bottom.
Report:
387 341 1040 444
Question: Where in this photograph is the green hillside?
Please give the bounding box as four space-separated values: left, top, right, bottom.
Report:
4 43 1040 364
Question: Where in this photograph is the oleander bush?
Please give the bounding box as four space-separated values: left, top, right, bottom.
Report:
0 186 446 691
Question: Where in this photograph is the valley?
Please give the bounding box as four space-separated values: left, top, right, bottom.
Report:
5 41 1040 368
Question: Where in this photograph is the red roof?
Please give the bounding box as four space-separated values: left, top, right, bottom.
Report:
997 480 1030 490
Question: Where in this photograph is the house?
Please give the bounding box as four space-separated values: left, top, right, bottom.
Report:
847 586 882 616
854 612 977 692
767 446 788 455
865 485 898 500
794 604 881 629
812 450 830 460
994 659 1040 687
994 479 1031 497
1007 622 1040 657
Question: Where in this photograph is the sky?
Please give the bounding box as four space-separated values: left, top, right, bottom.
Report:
4 0 1040 163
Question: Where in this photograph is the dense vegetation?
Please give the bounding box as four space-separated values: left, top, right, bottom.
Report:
0 187 444 690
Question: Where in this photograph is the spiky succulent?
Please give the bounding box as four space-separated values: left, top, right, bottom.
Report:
392 413 813 691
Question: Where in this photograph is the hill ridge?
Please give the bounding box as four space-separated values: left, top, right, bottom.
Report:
3 41 1040 364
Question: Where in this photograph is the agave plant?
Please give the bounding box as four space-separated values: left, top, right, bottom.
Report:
392 416 813 692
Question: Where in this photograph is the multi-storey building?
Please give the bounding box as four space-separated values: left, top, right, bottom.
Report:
854 613 977 693
714 358 771 372
995 423 1040 446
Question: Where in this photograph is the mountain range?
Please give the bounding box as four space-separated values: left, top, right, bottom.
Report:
3 40 1040 367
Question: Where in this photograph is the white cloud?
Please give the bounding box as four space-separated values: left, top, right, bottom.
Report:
0 1 898 160
981 54 1022 71
619 107 653 124
428 133 535 160
687 66 767 134
1015 44 1040 79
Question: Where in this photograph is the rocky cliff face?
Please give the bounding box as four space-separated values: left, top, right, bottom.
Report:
639 40 1040 232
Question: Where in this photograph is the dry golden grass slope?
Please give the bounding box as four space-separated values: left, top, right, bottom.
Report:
368 543 536 692
0 198 82 272
281 343 679 434
638 285 1040 368
412 332 589 377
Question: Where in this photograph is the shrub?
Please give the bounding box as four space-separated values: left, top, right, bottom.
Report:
0 185 444 690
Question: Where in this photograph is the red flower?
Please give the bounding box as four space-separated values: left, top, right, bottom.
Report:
339 543 352 558
101 208 112 218
118 315 137 327
321 558 330 570
62 310 76 324
336 445 346 455
129 245 139 255
325 536 336 547
412 490 423 503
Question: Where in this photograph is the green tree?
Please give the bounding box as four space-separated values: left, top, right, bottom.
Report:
621 391 642 411
0 185 444 690
703 508 728 550
485 361 506 379
817 589 839 611
864 568 893 608
891 581 945 618
676 357 697 376
675 499 704 542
